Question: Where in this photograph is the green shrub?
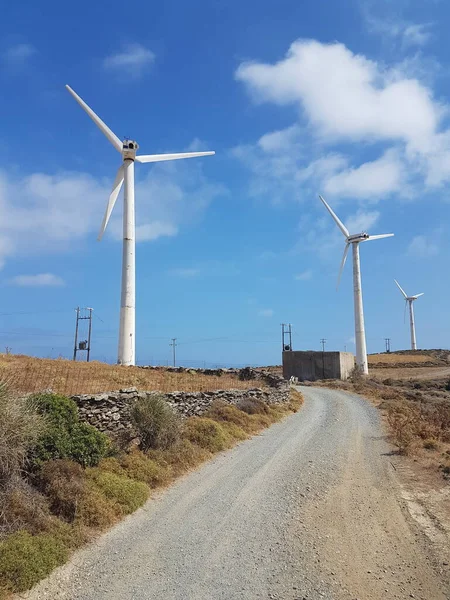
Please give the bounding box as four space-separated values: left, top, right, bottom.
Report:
87 469 149 515
0 530 68 592
0 382 45 486
131 395 181 450
183 418 232 453
38 460 86 521
30 393 110 468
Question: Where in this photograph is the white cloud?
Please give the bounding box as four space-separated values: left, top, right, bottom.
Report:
0 147 224 267
234 38 450 204
407 235 439 258
2 43 36 67
345 210 380 233
168 268 200 278
402 24 432 48
294 270 312 281
236 39 440 149
324 150 404 200
9 273 64 287
258 309 274 317
103 44 155 79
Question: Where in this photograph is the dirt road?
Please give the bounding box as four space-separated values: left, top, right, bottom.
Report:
24 388 448 600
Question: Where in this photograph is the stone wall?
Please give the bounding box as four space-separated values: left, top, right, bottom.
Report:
72 369 288 435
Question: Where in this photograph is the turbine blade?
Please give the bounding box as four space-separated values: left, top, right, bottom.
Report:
66 85 122 153
318 195 349 238
394 279 408 298
135 151 215 164
412 293 424 299
364 233 394 241
98 164 124 241
337 243 350 290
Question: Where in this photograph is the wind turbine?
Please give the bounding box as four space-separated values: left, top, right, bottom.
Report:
66 85 215 366
319 195 394 375
394 280 424 351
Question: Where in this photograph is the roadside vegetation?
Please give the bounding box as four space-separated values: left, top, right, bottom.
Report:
317 371 450 479
0 383 303 597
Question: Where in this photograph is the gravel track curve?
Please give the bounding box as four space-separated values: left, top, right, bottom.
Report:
23 387 448 600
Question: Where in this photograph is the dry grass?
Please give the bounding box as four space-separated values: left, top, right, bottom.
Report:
0 354 261 396
368 353 435 365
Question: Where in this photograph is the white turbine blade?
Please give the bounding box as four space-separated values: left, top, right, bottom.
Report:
135 151 215 164
337 243 350 290
66 85 122 153
98 164 124 241
394 279 408 298
318 195 349 238
364 233 394 241
412 293 424 299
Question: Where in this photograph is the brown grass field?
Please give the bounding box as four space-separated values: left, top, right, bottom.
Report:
368 353 435 365
0 354 261 396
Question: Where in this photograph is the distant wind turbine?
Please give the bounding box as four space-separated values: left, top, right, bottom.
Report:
66 85 215 366
394 280 424 351
319 195 394 375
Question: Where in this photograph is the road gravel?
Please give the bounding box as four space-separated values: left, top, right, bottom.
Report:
23 386 448 600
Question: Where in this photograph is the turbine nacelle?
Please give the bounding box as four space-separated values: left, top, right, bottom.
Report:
347 232 370 243
122 139 139 160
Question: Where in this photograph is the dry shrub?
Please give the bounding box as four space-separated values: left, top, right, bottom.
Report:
131 395 181 451
0 530 68 593
183 418 232 453
0 480 52 537
206 402 255 432
387 401 421 454
219 422 248 441
287 389 304 412
423 438 439 450
236 397 270 415
78 483 119 530
119 451 171 487
38 460 86 522
148 439 211 477
0 383 44 486
86 469 149 515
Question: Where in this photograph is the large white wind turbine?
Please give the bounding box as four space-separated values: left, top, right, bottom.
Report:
66 85 215 366
394 280 424 351
319 195 394 375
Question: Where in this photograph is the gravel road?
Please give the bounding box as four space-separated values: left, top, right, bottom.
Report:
24 387 448 600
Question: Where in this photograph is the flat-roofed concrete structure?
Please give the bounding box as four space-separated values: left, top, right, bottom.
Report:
282 350 355 381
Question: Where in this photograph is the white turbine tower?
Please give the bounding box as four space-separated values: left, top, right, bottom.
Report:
66 85 215 366
394 280 424 351
319 195 394 375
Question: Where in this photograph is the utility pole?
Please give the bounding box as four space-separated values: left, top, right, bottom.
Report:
73 307 93 361
169 338 177 367
320 338 326 378
281 323 293 352
385 338 391 353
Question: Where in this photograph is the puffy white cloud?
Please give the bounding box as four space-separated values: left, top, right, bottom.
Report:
103 44 155 79
345 210 380 233
9 273 64 287
236 39 441 149
324 150 405 200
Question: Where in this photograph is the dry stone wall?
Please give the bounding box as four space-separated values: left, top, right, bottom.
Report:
72 368 288 435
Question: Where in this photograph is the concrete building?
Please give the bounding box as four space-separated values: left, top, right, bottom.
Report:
282 350 355 381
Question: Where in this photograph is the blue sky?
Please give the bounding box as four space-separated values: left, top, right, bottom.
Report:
1 0 449 366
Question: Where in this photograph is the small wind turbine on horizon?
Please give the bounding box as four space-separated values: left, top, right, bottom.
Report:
66 85 215 366
319 195 394 375
394 280 424 351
